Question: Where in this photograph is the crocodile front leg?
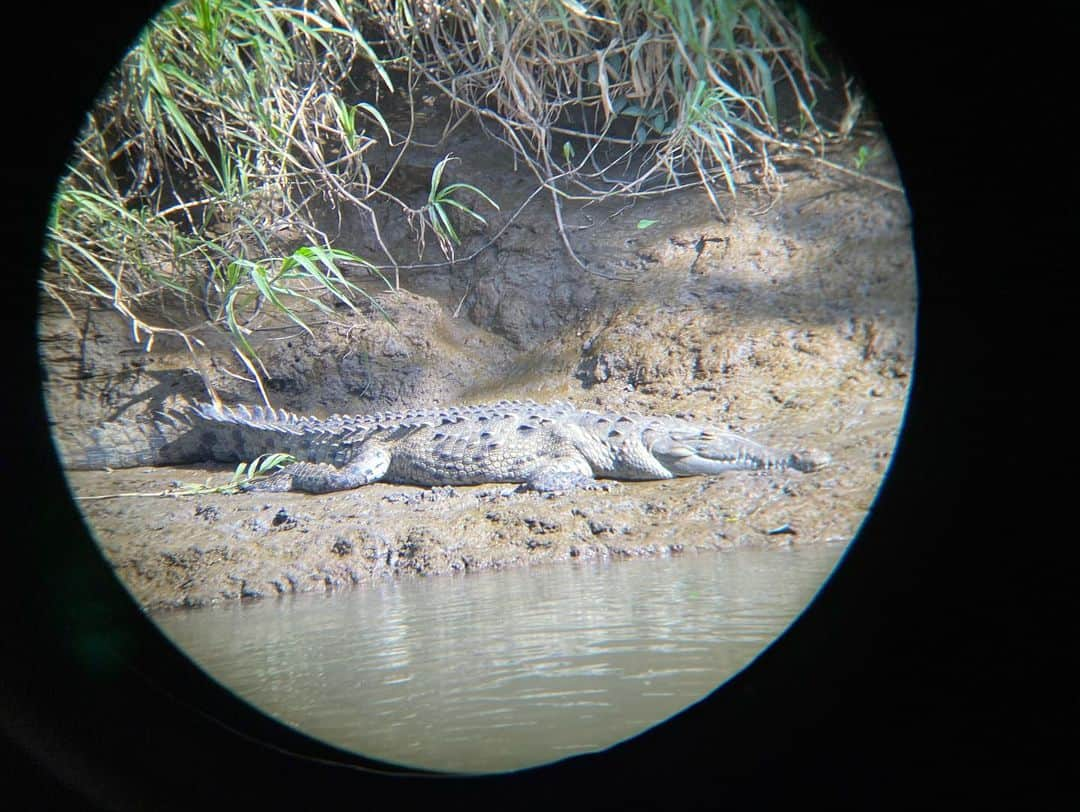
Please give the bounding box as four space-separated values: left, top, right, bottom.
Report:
244 445 392 494
520 453 605 493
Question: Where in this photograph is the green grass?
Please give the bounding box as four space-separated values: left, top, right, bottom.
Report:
369 0 831 199
43 1 855 389
43 0 412 398
366 0 842 264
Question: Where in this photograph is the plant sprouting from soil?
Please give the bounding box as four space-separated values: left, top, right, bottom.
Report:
420 155 500 258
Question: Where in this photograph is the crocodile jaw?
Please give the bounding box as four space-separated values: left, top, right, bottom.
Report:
648 429 788 477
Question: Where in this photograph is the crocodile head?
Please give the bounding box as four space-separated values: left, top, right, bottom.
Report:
646 426 827 476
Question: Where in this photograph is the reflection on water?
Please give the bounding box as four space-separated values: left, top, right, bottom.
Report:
156 543 848 773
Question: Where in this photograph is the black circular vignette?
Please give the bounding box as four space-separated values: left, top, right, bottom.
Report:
1 1 1066 809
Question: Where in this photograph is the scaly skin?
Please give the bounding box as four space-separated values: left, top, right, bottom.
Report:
70 399 829 494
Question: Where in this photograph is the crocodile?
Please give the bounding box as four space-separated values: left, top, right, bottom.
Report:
69 400 829 494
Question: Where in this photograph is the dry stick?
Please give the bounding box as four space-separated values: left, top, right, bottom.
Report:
791 153 903 194
745 125 904 194
399 19 906 207
541 143 634 277
386 52 605 271
481 115 627 279
217 363 257 386
76 490 186 500
39 282 78 320
368 62 417 198
770 53 822 138
76 480 253 500
747 142 784 216
403 51 736 214
549 181 588 271
695 160 727 223
232 345 272 409
429 80 725 270
52 235 208 360
362 136 631 283
157 196 217 219
282 123 399 277
371 180 549 275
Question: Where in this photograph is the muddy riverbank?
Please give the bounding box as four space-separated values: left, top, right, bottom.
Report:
42 123 915 612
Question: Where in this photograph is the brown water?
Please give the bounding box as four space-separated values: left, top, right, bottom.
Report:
156 541 851 773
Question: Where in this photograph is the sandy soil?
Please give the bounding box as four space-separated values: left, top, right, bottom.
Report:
41 117 915 613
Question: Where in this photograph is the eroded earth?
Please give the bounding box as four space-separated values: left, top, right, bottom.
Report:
40 124 915 612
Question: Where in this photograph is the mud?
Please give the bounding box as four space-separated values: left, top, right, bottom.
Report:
41 118 915 613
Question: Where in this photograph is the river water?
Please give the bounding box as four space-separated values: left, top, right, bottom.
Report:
156 542 850 774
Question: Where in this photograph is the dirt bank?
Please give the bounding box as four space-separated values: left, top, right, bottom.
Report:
41 122 915 613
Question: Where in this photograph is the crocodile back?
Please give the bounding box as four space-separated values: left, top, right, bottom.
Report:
189 399 583 468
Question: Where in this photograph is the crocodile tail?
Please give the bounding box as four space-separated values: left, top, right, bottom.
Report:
57 402 319 470
190 401 309 434
54 407 200 470
187 401 349 464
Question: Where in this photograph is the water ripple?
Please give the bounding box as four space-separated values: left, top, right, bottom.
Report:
158 545 846 773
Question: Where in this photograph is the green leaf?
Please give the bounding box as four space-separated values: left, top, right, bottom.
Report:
248 265 314 336
439 197 487 225
430 202 460 244
223 287 260 360
355 101 392 143
156 93 210 163
429 155 455 204
637 219 658 229
325 247 395 291
287 249 359 313
439 182 500 210
746 50 777 124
